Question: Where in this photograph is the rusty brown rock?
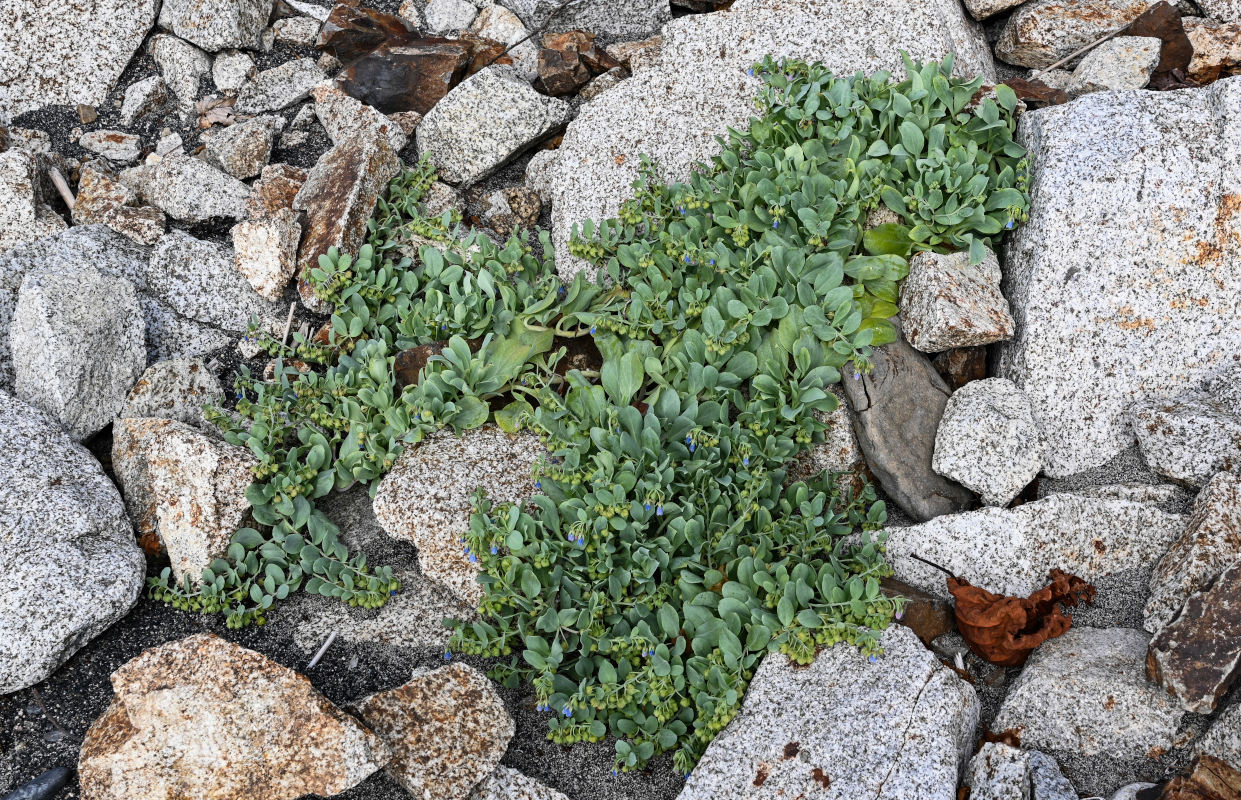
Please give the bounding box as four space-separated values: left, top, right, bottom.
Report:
1185 17 1241 84
1147 559 1241 713
1158 755 1241 800
353 663 514 800
881 576 957 645
246 163 308 217
996 0 1155 68
394 341 448 387
317 3 420 62
293 131 400 310
933 346 988 390
477 186 542 236
73 161 167 246
337 39 473 115
232 208 301 301
536 44 592 96
79 633 390 800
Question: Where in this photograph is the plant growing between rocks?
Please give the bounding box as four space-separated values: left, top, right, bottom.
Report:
148 54 1030 775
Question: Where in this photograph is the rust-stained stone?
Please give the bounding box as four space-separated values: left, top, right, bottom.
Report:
933 346 988 390
337 39 474 115
246 163 308 217
1159 755 1241 800
1185 17 1241 84
78 633 391 800
996 0 1156 68
373 426 544 606
353 663 515 800
534 31 617 96
1147 559 1241 713
881 576 957 645
232 208 301 301
293 131 400 311
1146 472 1241 633
317 3 421 63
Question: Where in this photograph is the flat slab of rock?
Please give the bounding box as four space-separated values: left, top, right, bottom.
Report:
1066 35 1161 96
0 392 145 694
1147 559 1241 713
1146 471 1241 633
0 0 158 116
1197 700 1241 768
235 58 326 114
502 0 670 39
965 743 1078 800
992 627 1184 793
373 426 544 606
203 115 284 179
11 263 146 440
1130 392 1241 489
841 331 975 521
996 0 1155 68
678 625 978 800
417 66 569 186
932 378 1045 506
900 248 1014 353
996 77 1241 478
353 663 514 800
120 358 223 428
541 0 994 281
79 633 390 800
164 0 274 51
886 492 1185 598
468 766 570 800
232 208 301 301
135 154 250 223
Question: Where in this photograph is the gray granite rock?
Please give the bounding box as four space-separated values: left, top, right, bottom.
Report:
1110 785 1159 800
786 385 864 484
80 130 142 164
10 264 146 440
996 0 1155 68
500 0 670 39
1028 752 1078 800
900 248 1014 353
0 391 145 694
886 493 1186 598
164 0 275 51
932 378 1045 506
997 78 1241 478
1197 700 1241 768
991 627 1183 793
541 0 994 281
1198 0 1241 22
373 426 544 606
235 58 326 113
965 743 1030 800
148 230 282 332
137 154 250 222
426 0 478 32
0 0 158 117
678 625 978 800
273 16 321 46
212 51 256 92
469 5 538 81
417 66 569 186
120 76 169 126
150 33 212 114
841 331 975 521
1130 392 1241 489
1146 471 1241 633
1066 36 1161 96
963 0 1026 21
203 114 283 178
0 150 66 253
231 208 301 301
353 663 514 800
120 358 223 429
468 766 570 800
312 82 408 151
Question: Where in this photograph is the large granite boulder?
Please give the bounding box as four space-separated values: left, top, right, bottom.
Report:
997 78 1241 478
162 0 275 51
886 492 1185 598
678 625 978 800
1130 388 1241 489
995 0 1156 68
0 392 145 694
500 0 670 39
0 0 158 116
539 0 994 282
78 634 391 800
0 150 67 252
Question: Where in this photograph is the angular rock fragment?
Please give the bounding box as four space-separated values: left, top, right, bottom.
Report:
247 162 308 217
679 626 978 800
418 66 570 185
933 346 987 390
274 15 322 46
1200 0 1241 22
79 130 142 164
312 82 408 150
900 247 1015 353
478 186 541 236
1066 36 1161 96
148 230 283 332
1185 17 1241 83
1146 559 1241 713
0 0 158 117
151 33 212 113
998 78 1241 477
503 0 671 39
11 264 146 440
120 76 169 125
353 663 514 800
965 743 1033 800
536 36 594 95
138 153 250 222
293 130 400 309
317 3 420 63
963 0 1026 21
425 0 478 33
78 634 391 800
203 114 284 178
337 40 474 115
164 0 276 51
470 4 539 81
996 0 1156 68
1146 471 1241 633
0 150 66 252
0 392 145 694
786 385 866 485
992 627 1183 794
887 493 1185 598
72 162 166 246
840 330 975 521
373 426 544 606
932 378 1045 506
1197 700 1241 769
235 58 326 113
468 766 570 800
1130 392 1241 489
120 358 223 429
232 208 301 301
213 51 256 92
113 418 256 583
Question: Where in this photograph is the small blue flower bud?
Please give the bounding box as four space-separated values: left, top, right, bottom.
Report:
747 68 754 76
709 259 715 266
444 651 451 660
656 505 664 516
683 254 690 263
468 554 477 563
613 770 619 777
773 220 779 228
1005 219 1015 230
590 326 596 335
853 372 861 381
895 610 903 620
491 546 498 554
645 502 651 511
868 655 878 663
689 444 695 452
743 457 750 466
535 480 542 489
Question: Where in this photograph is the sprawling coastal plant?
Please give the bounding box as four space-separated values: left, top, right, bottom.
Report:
149 54 1029 775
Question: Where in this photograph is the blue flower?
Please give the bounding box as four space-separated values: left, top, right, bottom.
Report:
535 480 542 489
853 371 861 381
678 207 685 215
491 546 498 554
463 546 470 553
444 651 452 660
747 68 754 76
683 254 690 264
709 259 715 266
868 655 878 663
562 706 572 717
469 554 477 563
612 770 619 777
567 533 575 542
743 456 750 466
686 435 692 444
689 444 695 452
1005 219 1015 230
772 220 779 229
645 502 651 511
656 505 664 516
590 325 597 335
894 610 903 620
577 536 585 545
558 286 567 297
